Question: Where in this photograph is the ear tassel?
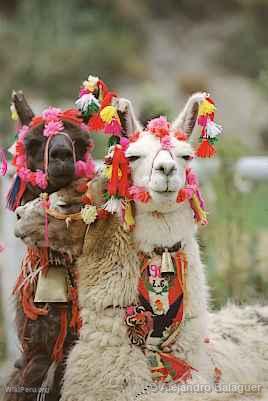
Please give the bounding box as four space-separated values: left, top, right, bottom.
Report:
6 175 26 211
196 139 216 158
196 96 222 158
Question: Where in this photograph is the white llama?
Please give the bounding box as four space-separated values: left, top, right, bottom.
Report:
14 94 268 401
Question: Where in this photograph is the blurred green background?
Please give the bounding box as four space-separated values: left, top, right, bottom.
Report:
1 0 268 361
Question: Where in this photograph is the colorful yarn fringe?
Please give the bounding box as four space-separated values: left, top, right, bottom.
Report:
196 95 223 158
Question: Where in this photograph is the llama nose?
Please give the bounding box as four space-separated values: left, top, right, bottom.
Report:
155 160 176 176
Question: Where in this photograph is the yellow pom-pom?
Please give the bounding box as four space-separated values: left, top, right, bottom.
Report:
81 205 97 225
10 103 18 121
100 106 117 123
198 100 216 116
83 75 99 92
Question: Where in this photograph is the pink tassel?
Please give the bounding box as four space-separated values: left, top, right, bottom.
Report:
0 148 7 176
75 159 96 179
104 118 122 136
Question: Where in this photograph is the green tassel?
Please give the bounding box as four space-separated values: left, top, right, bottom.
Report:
107 135 120 148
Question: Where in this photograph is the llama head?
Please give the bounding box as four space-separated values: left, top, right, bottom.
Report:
8 91 94 208
120 93 207 213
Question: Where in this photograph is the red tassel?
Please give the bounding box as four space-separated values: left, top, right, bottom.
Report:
88 114 104 131
176 188 187 203
22 282 48 320
108 146 129 197
52 308 68 362
196 139 216 158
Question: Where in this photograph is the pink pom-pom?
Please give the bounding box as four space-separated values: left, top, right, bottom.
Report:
198 115 208 127
42 107 61 122
120 137 129 151
0 242 5 252
18 167 31 183
161 135 173 150
104 118 122 136
79 87 90 97
44 120 64 137
16 155 26 169
18 125 30 141
35 171 48 189
147 116 170 138
129 185 151 203
75 159 96 179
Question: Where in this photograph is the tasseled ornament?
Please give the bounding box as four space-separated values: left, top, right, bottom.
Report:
196 139 216 158
123 201 135 230
10 103 18 121
100 105 117 124
6 174 26 211
104 117 122 136
103 196 122 213
108 146 129 198
190 194 208 225
88 113 105 131
196 95 222 158
0 147 7 176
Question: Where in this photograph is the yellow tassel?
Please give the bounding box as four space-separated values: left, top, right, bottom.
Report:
191 195 208 225
104 165 122 180
10 103 18 121
198 100 216 116
100 106 117 123
124 201 135 229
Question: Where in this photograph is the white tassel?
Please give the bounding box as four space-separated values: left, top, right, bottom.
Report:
206 119 223 139
103 197 121 214
75 94 100 112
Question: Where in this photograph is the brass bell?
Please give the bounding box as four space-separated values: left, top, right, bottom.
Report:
34 267 69 303
161 249 175 276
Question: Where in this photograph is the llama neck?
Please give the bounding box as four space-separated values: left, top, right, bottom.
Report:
133 201 197 254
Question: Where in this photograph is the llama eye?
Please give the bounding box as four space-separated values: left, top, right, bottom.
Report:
127 156 140 163
181 155 191 161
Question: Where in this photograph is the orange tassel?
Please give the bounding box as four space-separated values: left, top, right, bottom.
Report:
52 308 68 362
196 139 216 158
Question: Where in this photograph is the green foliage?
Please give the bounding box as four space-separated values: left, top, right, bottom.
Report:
201 139 268 308
0 0 145 139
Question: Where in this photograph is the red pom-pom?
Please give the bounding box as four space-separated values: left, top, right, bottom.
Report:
129 131 140 142
88 114 104 131
176 188 187 203
175 130 188 141
196 139 216 158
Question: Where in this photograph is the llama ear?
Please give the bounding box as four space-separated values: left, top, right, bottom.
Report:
11 90 35 125
114 97 143 137
171 92 207 137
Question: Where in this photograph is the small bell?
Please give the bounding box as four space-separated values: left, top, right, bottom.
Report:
161 248 175 276
34 267 69 303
